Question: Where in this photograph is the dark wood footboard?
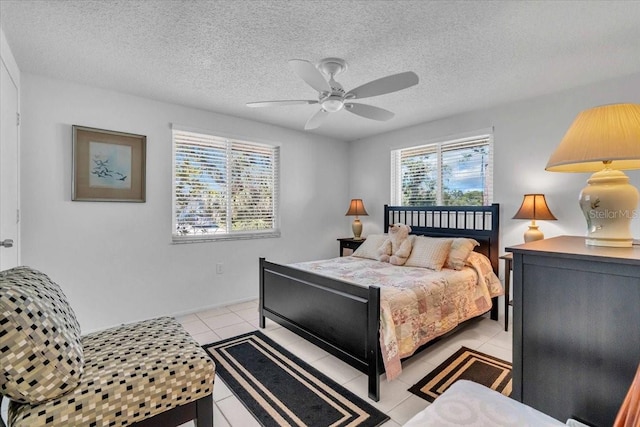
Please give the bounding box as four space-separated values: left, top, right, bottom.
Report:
259 204 501 401
259 258 382 400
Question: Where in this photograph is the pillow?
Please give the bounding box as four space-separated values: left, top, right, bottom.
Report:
446 238 480 270
404 236 453 270
0 266 84 404
352 234 388 260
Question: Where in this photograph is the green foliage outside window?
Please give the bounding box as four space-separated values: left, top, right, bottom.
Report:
394 136 492 206
173 130 279 240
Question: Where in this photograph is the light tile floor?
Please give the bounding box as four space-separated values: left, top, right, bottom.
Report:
177 300 513 427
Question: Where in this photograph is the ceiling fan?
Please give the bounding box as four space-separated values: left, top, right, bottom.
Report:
247 57 419 130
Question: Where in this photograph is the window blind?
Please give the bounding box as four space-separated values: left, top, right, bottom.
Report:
173 129 280 241
391 134 493 206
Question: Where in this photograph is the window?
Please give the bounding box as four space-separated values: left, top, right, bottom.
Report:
172 128 280 242
391 133 493 206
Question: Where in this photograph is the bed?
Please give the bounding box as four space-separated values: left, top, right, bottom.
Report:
259 204 501 401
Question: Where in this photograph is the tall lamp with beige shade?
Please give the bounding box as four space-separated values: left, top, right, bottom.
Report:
345 199 368 240
512 194 557 242
546 103 640 247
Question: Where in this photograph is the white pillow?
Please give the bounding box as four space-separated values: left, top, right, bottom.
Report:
351 234 388 260
404 236 452 270
446 238 480 270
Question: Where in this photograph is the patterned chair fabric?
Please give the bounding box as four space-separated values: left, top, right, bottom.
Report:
8 317 215 426
0 266 84 403
0 269 215 427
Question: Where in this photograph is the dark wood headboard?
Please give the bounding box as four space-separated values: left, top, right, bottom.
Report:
384 204 500 274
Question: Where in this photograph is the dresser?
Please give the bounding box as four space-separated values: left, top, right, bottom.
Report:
507 236 640 427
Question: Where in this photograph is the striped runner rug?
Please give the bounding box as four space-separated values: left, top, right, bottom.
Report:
204 331 389 427
408 346 512 403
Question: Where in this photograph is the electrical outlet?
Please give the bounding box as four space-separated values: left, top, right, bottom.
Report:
216 263 223 274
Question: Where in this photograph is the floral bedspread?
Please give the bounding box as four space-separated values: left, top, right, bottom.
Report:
289 252 503 380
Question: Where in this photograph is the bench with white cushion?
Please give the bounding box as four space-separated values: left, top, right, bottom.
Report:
403 380 568 427
403 360 640 427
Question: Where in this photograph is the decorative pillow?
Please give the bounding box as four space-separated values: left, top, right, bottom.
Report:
352 234 388 260
0 266 84 404
404 236 453 270
446 238 480 270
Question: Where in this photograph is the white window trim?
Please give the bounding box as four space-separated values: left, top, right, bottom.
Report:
171 125 280 243
391 131 494 206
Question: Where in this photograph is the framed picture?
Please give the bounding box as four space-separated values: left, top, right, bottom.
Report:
72 125 146 202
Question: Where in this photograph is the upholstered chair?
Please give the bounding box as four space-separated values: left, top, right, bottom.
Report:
0 266 215 427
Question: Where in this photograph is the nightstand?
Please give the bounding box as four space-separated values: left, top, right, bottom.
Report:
337 237 365 257
499 253 513 331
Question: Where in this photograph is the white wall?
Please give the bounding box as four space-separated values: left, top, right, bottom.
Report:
1 28 20 89
348 72 640 259
1 27 21 269
15 65 640 331
20 74 349 332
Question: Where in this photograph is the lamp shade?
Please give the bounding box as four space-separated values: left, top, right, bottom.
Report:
513 194 556 243
345 199 368 216
512 194 557 221
546 103 640 172
346 199 368 240
545 103 640 247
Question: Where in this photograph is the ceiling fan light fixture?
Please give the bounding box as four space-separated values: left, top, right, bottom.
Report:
248 57 419 130
321 95 344 112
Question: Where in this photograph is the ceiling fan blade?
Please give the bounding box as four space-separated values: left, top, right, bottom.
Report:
304 109 329 130
345 103 395 121
247 100 317 108
346 71 419 99
289 59 331 93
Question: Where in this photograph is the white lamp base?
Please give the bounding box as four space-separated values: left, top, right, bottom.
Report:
524 223 544 242
579 169 639 247
352 218 363 240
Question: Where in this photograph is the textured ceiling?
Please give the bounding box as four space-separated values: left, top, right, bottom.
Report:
2 0 640 141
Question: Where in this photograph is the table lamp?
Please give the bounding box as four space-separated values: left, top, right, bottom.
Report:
546 103 640 247
512 194 557 242
345 199 368 240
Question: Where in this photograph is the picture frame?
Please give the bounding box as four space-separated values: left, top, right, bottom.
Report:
72 125 146 202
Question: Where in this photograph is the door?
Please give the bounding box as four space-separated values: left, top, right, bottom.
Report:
0 58 19 270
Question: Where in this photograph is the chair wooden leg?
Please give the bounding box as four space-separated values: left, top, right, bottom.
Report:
130 394 213 427
195 394 214 427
